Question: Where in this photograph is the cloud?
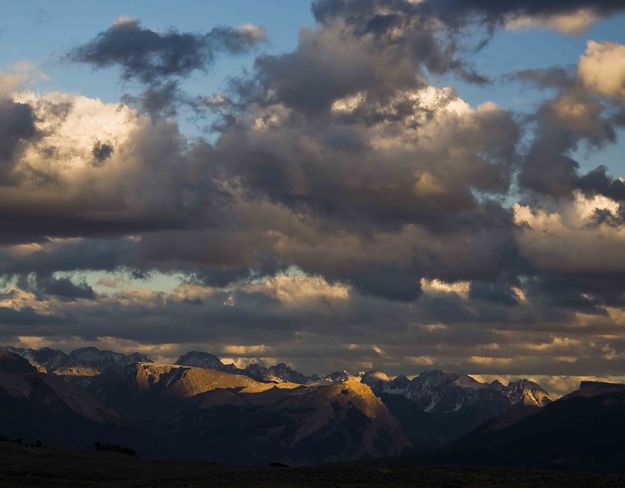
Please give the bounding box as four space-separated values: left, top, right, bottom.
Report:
68 19 265 115
69 19 266 83
577 166 625 201
0 62 47 97
514 193 625 274
579 41 625 99
506 9 600 34
0 98 38 180
3 6 625 386
420 278 470 299
91 141 114 167
242 272 350 307
416 0 625 27
26 274 96 301
214 87 518 229
0 90 229 243
517 68 618 198
3 270 625 389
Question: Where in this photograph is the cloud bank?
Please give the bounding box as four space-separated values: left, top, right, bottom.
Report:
2 0 625 392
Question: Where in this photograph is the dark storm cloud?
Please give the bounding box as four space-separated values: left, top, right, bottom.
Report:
69 19 265 115
214 99 519 230
0 98 229 244
40 276 95 300
314 0 625 33
469 281 521 306
417 0 625 21
0 98 38 180
0 238 136 276
0 307 54 325
250 0 491 116
91 140 114 167
69 19 265 83
311 0 595 22
519 85 617 197
16 274 96 301
121 80 183 117
578 166 625 201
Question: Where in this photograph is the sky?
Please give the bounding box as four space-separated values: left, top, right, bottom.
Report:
1 0 625 395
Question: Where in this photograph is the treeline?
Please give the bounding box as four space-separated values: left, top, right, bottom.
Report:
94 441 136 457
0 436 45 448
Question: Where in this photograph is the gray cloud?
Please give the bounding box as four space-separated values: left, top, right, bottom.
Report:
517 73 619 197
414 0 625 28
91 140 114 167
2 5 625 384
69 19 265 83
0 98 38 181
69 19 265 116
578 165 625 201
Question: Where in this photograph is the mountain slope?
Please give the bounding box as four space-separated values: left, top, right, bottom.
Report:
175 352 318 384
491 379 553 407
0 345 558 464
0 351 136 449
434 381 625 472
125 362 299 397
362 370 537 450
160 377 409 464
4 346 152 375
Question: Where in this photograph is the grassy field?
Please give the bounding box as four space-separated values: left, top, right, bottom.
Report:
1 442 624 487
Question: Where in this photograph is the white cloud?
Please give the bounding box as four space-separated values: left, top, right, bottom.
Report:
506 9 600 34
243 272 350 307
420 278 470 299
513 192 625 273
579 41 625 99
0 62 47 97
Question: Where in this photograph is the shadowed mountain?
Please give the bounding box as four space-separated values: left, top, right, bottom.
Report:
88 364 406 464
160 377 409 464
1 353 407 464
175 351 319 384
0 350 151 451
4 346 152 376
491 379 552 407
361 369 553 451
1 345 561 464
432 381 625 472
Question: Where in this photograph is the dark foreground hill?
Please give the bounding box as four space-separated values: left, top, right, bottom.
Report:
0 442 624 488
429 382 625 473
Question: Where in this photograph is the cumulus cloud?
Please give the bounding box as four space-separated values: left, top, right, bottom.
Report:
514 193 625 274
214 87 518 228
0 98 38 180
3 4 625 388
579 41 625 99
516 50 623 198
0 62 47 97
0 89 229 243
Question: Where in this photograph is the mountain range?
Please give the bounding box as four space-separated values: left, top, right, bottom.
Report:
1 345 620 469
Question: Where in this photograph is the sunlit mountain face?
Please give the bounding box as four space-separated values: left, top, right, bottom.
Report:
3 344 625 470
1 0 625 422
0 346 558 463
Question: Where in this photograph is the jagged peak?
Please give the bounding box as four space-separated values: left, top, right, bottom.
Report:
176 350 224 366
496 378 552 407
362 370 391 381
0 349 36 374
